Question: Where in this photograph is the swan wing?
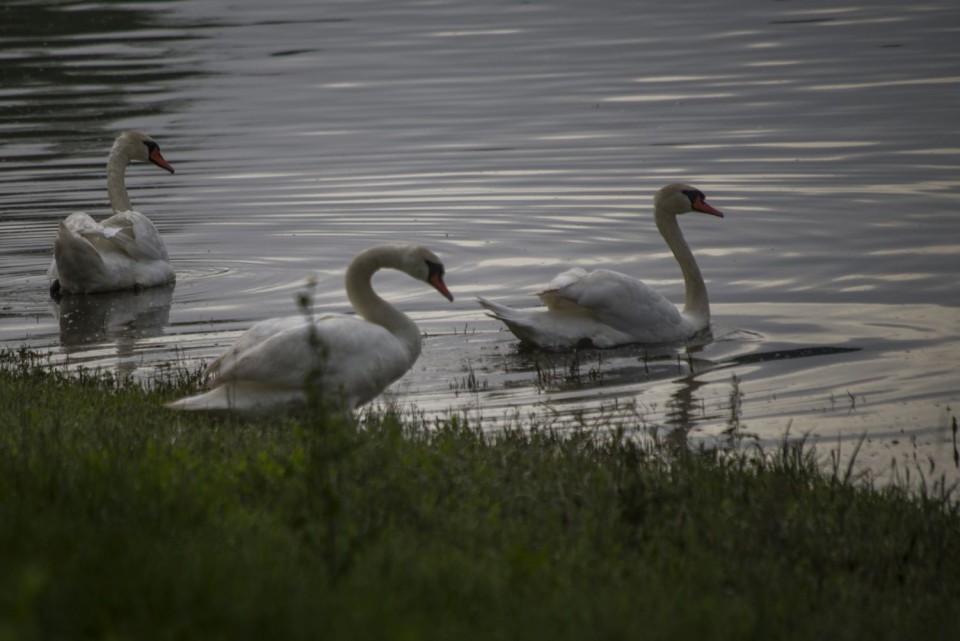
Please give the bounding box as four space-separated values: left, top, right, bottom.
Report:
206 313 415 409
97 210 170 261
204 316 310 379
479 295 635 349
313 316 419 407
53 211 173 293
540 269 686 337
60 211 167 261
60 212 104 238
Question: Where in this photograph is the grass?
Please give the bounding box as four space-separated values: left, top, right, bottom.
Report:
1 348 959 640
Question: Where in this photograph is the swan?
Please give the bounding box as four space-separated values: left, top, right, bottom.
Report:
478 183 724 350
48 131 176 296
166 244 455 412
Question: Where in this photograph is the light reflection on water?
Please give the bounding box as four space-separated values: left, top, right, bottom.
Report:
1 0 959 485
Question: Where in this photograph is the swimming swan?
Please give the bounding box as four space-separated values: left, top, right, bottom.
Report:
48 131 175 296
478 183 724 350
166 244 454 412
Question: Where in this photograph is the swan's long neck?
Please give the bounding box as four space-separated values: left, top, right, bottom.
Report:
655 209 710 325
106 141 133 213
345 247 422 359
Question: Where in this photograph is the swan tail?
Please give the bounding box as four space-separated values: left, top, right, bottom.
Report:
478 296 621 350
477 297 544 344
477 296 523 323
52 220 106 291
166 382 304 412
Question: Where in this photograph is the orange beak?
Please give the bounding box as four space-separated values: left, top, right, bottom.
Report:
149 147 175 174
693 195 723 217
429 273 454 302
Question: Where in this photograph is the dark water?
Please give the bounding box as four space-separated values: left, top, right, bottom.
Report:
2 0 958 484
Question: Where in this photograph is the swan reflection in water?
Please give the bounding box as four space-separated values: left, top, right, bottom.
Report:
486 336 860 450
51 284 174 353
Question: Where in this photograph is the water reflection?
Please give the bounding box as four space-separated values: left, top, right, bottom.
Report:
0 0 204 151
487 341 864 435
663 375 712 451
0 0 957 487
52 285 174 351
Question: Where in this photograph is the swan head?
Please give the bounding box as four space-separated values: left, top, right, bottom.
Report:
399 245 455 302
113 131 175 174
655 183 723 218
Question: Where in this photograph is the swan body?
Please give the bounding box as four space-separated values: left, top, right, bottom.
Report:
48 131 176 295
478 183 723 350
167 244 454 412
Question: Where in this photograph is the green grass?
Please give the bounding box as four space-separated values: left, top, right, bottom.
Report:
1 349 958 640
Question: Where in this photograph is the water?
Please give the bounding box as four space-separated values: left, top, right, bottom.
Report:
2 0 959 485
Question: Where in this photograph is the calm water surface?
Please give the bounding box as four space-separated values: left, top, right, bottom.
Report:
1 0 958 485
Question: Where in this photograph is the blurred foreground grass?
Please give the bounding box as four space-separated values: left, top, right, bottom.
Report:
1 348 958 640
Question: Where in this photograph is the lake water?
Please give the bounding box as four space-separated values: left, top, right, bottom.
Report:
2 0 958 487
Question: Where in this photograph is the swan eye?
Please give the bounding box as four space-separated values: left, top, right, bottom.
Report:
426 260 444 279
143 140 159 153
681 189 705 206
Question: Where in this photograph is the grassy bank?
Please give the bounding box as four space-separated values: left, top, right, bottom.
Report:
1 350 958 640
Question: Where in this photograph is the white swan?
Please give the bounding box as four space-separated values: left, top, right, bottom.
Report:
478 183 724 350
48 131 176 296
166 244 454 412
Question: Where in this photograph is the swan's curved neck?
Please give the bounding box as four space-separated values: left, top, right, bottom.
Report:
345 247 422 358
655 209 709 324
106 141 133 213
